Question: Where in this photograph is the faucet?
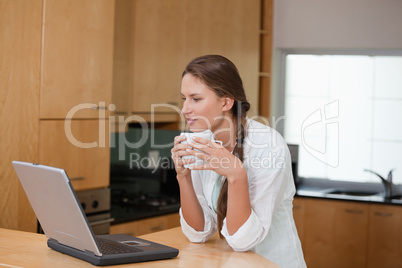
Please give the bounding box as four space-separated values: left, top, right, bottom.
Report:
364 169 394 199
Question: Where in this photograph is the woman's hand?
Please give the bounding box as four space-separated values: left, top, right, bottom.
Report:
171 135 196 179
185 137 247 181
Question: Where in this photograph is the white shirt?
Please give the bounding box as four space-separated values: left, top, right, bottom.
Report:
179 119 306 268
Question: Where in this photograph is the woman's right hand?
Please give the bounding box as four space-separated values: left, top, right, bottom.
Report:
171 135 195 179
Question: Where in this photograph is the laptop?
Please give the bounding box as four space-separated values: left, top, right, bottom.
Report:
12 161 179 266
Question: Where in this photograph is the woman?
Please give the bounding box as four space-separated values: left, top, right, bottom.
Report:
171 55 306 267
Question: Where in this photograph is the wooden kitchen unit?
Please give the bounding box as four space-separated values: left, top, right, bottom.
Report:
304 199 368 268
40 0 114 119
37 0 114 193
1 0 271 234
292 197 306 246
110 213 180 237
367 204 402 268
39 120 110 191
112 0 261 118
0 0 42 233
39 0 114 190
0 0 115 232
294 197 402 268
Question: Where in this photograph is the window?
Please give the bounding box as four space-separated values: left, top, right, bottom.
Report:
282 53 402 184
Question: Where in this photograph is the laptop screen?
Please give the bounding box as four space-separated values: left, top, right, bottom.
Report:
12 161 102 256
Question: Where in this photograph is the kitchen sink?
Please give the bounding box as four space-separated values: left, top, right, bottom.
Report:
325 190 380 197
390 195 402 200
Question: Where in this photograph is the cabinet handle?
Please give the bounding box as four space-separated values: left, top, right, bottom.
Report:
70 176 85 181
374 212 393 217
345 209 363 214
150 225 164 231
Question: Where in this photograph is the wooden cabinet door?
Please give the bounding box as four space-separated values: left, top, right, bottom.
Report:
40 0 114 119
367 204 402 268
129 0 260 115
39 120 110 190
0 0 42 232
130 0 185 113
184 0 260 116
112 0 132 115
136 213 181 236
293 197 306 246
303 199 369 268
110 213 180 236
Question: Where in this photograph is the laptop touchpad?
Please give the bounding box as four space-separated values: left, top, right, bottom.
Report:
120 241 151 247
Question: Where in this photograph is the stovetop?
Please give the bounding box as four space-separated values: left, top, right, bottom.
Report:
110 187 180 224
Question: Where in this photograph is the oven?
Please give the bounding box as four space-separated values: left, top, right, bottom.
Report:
75 188 114 235
109 163 180 224
108 126 186 223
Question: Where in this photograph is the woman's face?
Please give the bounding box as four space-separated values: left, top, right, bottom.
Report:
181 74 229 133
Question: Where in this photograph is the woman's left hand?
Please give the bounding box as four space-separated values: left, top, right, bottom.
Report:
185 136 247 181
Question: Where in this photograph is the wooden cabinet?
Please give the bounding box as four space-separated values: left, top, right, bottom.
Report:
259 0 273 118
111 0 132 116
131 0 185 114
302 199 369 268
367 204 402 268
113 0 260 118
0 0 114 232
184 0 260 116
39 120 110 191
1 0 265 232
293 198 306 246
294 198 402 268
39 1 114 190
40 0 114 119
110 213 180 236
0 0 42 232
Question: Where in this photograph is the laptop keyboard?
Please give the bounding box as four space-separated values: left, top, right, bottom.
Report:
97 237 142 255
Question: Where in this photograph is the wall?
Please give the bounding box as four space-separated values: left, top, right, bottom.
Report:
270 0 402 128
273 0 402 49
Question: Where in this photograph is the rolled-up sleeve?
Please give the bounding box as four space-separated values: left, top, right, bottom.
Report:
220 209 264 251
179 206 216 243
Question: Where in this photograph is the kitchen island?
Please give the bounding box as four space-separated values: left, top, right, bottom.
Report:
0 227 278 267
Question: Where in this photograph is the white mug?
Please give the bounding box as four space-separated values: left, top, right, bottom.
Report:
180 129 222 168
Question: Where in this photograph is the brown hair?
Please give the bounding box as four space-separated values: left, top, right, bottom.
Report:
182 55 250 238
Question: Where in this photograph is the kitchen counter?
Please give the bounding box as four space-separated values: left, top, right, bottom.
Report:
296 186 402 206
0 227 278 267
